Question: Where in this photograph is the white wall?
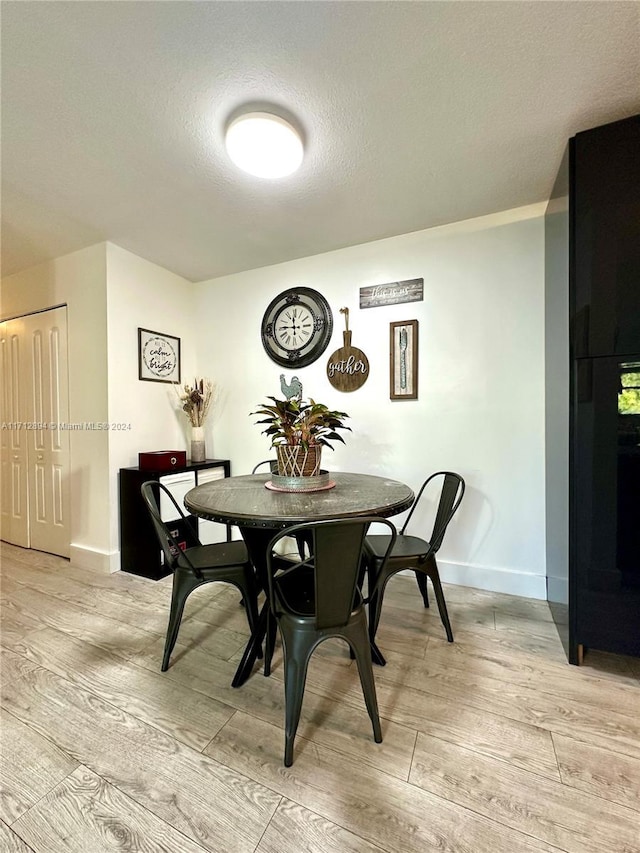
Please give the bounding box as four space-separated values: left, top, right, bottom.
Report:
1 205 550 597
544 195 570 604
0 242 199 571
105 244 197 561
195 204 547 598
0 244 111 566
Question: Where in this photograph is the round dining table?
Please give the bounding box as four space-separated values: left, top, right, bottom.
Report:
184 471 414 685
184 471 414 528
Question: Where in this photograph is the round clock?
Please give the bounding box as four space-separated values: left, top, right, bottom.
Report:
261 287 333 368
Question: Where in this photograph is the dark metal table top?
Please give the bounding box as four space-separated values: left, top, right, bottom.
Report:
184 472 414 529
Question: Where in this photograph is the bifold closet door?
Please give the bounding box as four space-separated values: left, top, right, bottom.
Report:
0 307 70 557
0 319 29 547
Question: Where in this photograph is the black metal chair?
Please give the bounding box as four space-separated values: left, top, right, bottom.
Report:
251 460 278 475
264 516 396 766
141 481 259 672
364 471 465 646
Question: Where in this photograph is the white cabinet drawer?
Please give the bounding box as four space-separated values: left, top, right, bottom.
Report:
158 472 196 521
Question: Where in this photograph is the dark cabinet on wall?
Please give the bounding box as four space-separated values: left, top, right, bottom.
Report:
119 459 231 580
569 115 640 662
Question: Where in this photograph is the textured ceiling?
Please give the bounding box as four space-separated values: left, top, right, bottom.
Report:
2 1 639 282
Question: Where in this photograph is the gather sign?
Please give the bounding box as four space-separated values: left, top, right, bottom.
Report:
326 331 369 392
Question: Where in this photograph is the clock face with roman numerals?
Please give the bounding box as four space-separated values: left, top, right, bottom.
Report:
261 287 333 368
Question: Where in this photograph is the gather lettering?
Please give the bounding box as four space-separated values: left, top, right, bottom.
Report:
327 355 368 378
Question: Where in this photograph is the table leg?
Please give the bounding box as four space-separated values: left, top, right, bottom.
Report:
232 526 277 688
349 635 386 665
370 640 386 666
233 524 387 683
361 548 386 665
232 599 269 687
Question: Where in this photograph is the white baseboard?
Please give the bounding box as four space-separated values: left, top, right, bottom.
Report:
428 559 547 600
67 543 547 599
70 544 120 574
546 575 569 605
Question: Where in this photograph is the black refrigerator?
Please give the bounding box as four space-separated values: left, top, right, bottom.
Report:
568 115 640 663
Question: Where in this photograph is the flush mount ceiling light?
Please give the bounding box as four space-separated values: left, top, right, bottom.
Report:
225 112 304 179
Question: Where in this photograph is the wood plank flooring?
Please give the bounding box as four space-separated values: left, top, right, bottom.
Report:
1 542 639 853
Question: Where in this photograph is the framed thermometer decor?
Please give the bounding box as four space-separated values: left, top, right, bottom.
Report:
390 320 418 400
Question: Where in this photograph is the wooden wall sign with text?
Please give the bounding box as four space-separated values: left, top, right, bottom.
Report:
360 278 423 309
326 308 369 392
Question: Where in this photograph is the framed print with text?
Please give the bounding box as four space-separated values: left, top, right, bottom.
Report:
138 328 181 383
390 320 418 400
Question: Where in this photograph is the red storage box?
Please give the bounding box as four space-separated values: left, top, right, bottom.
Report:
138 450 187 471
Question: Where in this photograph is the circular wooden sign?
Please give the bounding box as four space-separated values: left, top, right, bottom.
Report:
326 331 370 392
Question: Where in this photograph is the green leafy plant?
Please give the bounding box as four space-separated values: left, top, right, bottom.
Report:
252 396 351 451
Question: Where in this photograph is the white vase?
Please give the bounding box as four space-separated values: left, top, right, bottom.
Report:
190 425 206 462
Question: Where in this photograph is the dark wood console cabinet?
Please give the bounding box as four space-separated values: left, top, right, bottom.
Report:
119 459 231 580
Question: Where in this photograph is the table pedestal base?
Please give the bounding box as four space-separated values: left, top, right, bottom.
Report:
232 601 268 687
226 517 405 687
233 604 386 688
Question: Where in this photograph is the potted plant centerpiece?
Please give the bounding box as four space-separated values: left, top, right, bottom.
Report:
252 396 351 479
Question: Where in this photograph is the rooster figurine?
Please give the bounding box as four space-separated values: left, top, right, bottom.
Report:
280 374 303 401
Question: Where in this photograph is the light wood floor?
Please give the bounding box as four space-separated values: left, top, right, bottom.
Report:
1 541 639 853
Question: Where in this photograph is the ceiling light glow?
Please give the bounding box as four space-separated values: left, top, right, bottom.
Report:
225 112 303 179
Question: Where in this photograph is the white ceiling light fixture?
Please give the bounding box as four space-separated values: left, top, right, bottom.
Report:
225 111 304 179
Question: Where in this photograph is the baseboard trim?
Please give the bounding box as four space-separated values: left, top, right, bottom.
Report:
425 559 547 600
70 544 120 574
67 544 547 597
546 576 569 605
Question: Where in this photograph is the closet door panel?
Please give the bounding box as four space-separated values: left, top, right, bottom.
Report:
25 308 70 558
0 320 29 547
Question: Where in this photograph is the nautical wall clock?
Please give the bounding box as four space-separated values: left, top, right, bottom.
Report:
261 287 333 368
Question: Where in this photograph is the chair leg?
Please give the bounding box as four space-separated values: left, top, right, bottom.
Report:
348 619 382 743
279 622 313 767
415 570 429 608
162 573 199 672
424 557 453 642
